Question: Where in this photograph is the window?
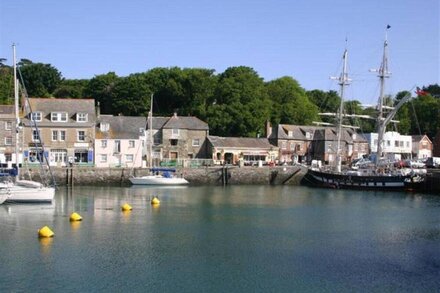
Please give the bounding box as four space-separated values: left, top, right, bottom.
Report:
114 140 121 153
51 112 68 122
374 139 378 146
5 121 12 130
406 141 410 148
76 113 88 122
139 128 145 134
100 123 109 132
387 140 390 146
77 131 85 142
192 139 200 147
399 141 404 147
100 154 107 163
52 130 58 141
101 140 107 148
170 139 178 146
288 131 293 137
128 140 135 148
290 142 295 150
51 149 67 163
281 141 286 149
394 141 399 147
60 130 66 141
32 130 40 142
4 137 12 145
31 112 42 121
5 153 12 162
172 129 179 136
305 132 311 139
125 154 133 162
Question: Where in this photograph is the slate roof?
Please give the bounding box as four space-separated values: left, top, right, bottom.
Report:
412 134 432 143
0 105 14 117
22 98 96 127
146 117 171 130
208 136 275 149
163 115 209 130
96 115 146 139
271 123 368 143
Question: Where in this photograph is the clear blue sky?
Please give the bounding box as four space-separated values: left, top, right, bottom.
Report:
0 0 438 103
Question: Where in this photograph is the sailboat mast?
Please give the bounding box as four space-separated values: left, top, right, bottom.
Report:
334 48 350 173
13 44 20 177
376 28 391 163
148 93 153 168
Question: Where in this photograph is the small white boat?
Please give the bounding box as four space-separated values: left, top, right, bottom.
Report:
2 180 55 203
130 168 189 185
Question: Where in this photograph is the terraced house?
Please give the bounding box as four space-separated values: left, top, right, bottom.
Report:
21 98 96 166
0 105 16 166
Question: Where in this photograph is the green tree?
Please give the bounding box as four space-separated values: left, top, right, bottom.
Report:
53 79 89 98
209 66 270 137
112 73 151 116
84 72 119 115
266 77 318 125
18 61 62 97
0 64 13 104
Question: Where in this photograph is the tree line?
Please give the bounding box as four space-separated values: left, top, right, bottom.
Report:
0 59 439 138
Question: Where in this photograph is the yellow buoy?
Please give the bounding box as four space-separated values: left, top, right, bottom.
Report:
38 226 54 238
70 212 82 221
122 203 132 211
151 196 160 205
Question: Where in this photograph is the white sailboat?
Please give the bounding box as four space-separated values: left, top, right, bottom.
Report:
1 44 55 203
129 94 189 185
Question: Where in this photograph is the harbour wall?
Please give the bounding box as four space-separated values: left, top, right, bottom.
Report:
26 165 308 186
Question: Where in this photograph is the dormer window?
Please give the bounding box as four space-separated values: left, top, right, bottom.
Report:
31 112 42 122
77 113 88 122
100 123 109 132
51 112 68 122
305 132 311 139
288 131 293 137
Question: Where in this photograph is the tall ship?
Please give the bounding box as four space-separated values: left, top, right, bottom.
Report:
303 29 425 191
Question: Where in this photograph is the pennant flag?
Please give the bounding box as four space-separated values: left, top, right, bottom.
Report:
415 87 428 96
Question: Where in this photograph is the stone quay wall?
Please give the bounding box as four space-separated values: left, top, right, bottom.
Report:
25 165 307 186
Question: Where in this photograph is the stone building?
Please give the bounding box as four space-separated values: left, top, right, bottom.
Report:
21 98 96 167
147 113 209 165
0 105 16 166
207 136 279 165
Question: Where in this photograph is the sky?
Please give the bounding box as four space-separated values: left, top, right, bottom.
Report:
0 0 438 103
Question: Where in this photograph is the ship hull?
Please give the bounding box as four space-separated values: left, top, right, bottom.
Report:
303 169 410 191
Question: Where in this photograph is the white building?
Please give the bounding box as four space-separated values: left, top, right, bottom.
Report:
95 115 146 168
365 131 412 160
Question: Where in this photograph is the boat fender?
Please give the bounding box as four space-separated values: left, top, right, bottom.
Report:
70 212 82 221
151 196 160 205
38 226 54 238
121 203 132 211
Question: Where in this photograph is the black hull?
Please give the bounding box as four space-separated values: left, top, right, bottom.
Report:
303 169 414 191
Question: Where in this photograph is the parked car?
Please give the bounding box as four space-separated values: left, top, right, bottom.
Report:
426 157 440 168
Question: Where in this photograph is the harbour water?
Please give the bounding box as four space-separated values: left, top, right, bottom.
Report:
0 185 439 292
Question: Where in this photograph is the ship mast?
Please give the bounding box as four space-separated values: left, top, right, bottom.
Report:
13 44 20 178
331 47 351 173
375 26 391 164
148 93 153 168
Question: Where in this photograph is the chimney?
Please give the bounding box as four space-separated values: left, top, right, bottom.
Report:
265 120 272 138
173 112 178 118
96 102 100 119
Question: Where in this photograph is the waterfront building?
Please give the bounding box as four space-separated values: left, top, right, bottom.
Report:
0 105 17 166
412 134 432 159
148 113 210 166
21 98 96 167
266 122 368 165
95 115 146 168
365 131 412 160
207 136 279 165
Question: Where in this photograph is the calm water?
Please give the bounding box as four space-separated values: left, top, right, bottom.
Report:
0 185 439 292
